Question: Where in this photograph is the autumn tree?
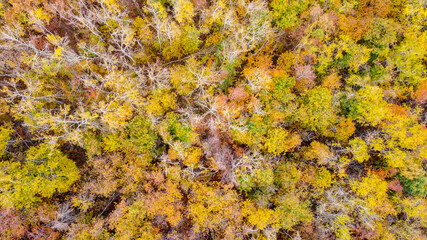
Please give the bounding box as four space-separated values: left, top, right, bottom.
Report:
0 144 79 209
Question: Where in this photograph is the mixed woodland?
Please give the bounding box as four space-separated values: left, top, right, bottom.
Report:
0 0 426 239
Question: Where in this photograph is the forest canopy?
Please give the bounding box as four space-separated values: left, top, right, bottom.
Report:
0 0 426 239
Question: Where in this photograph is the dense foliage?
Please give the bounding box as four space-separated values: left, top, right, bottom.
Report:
0 0 426 239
